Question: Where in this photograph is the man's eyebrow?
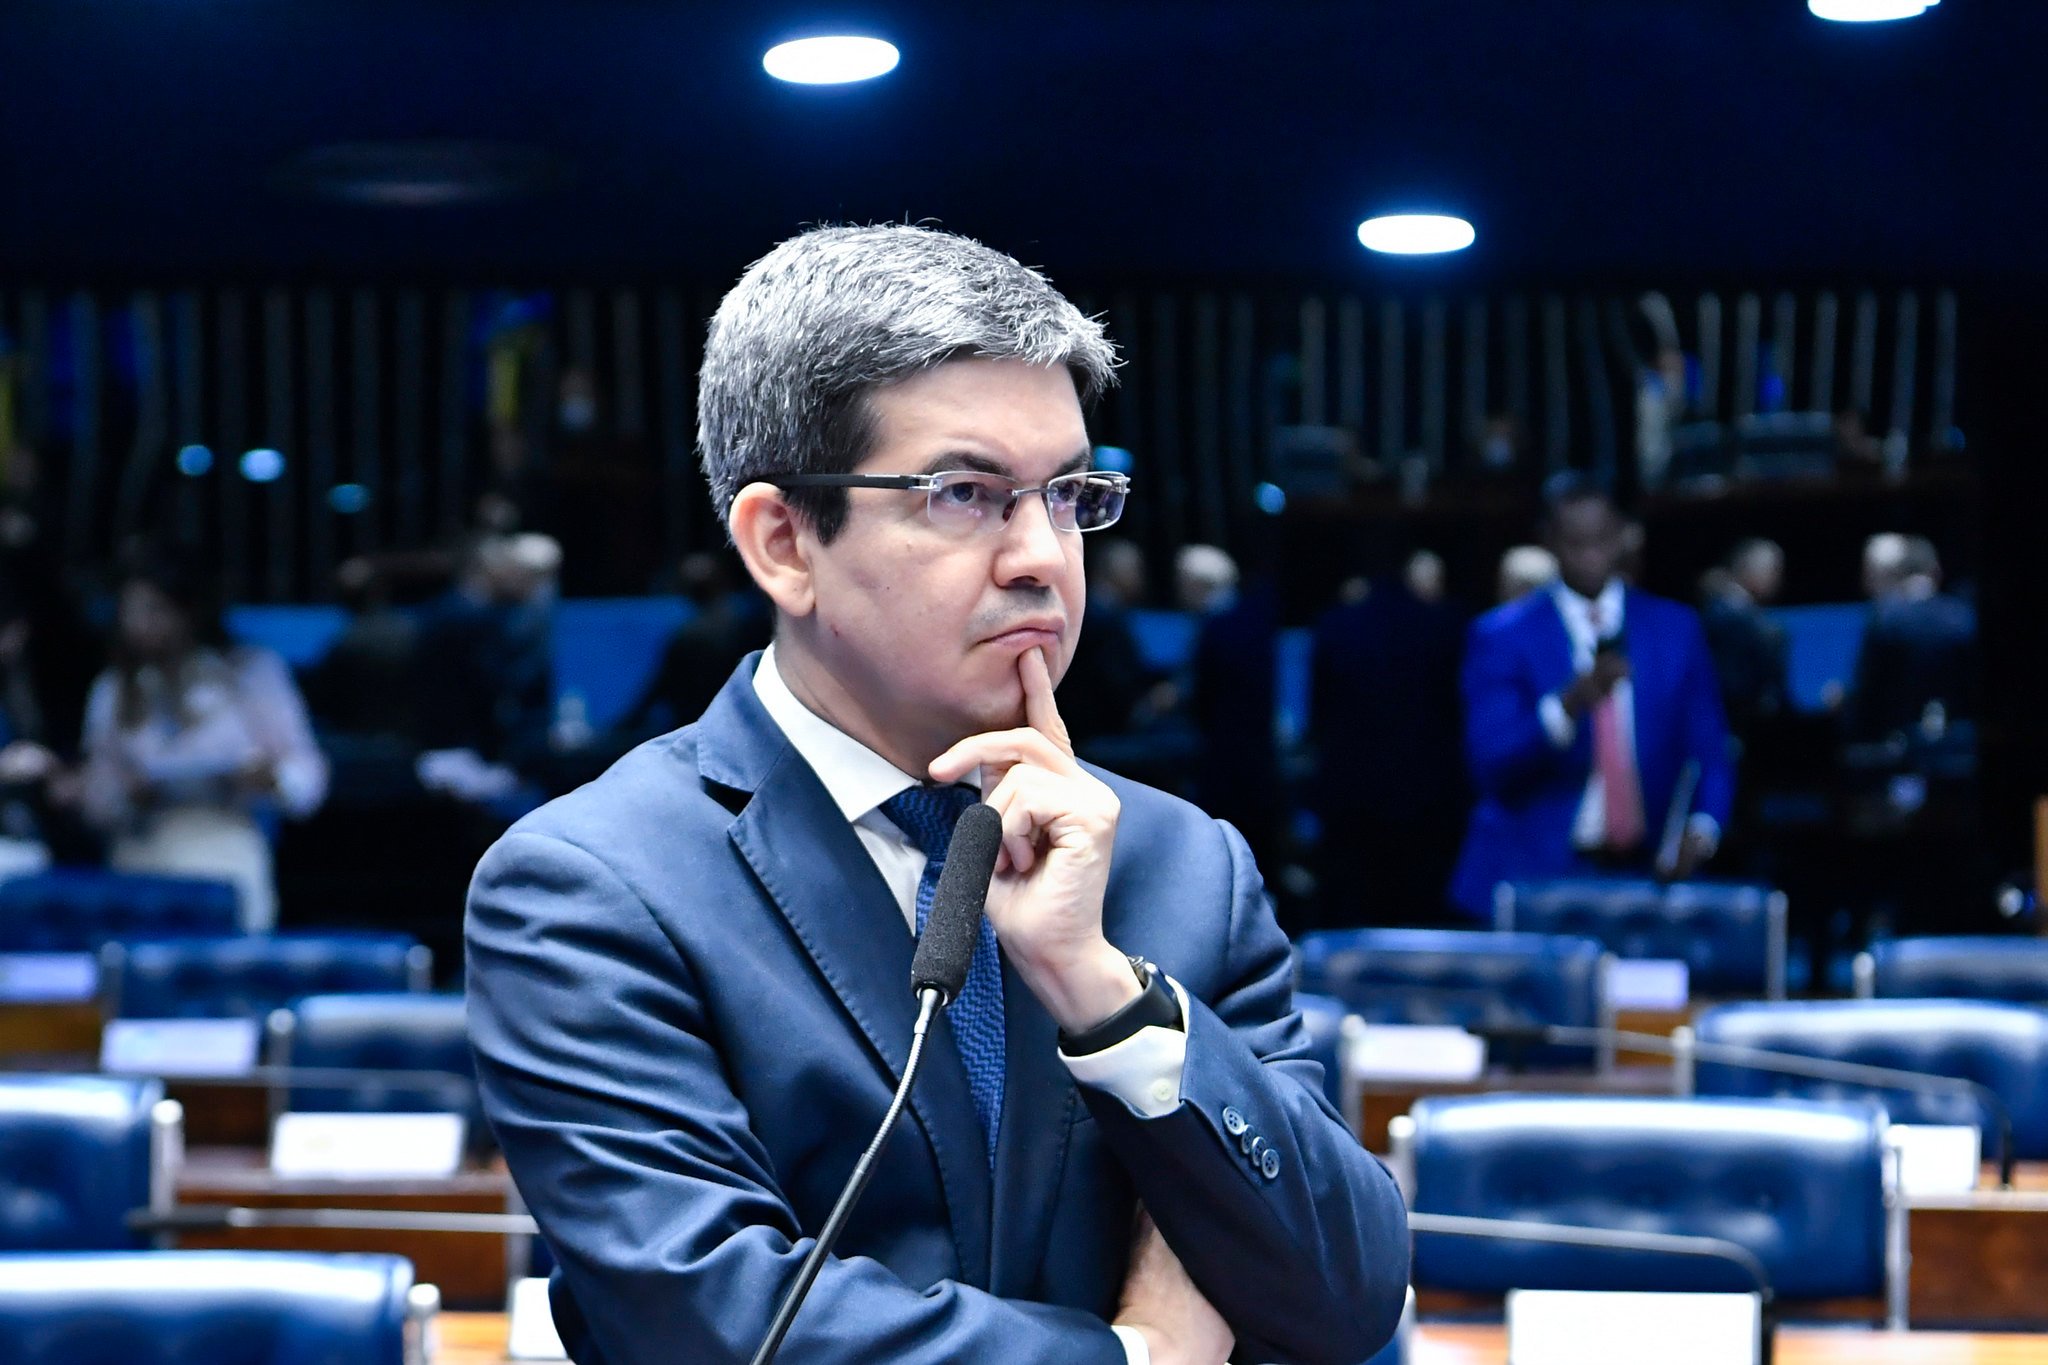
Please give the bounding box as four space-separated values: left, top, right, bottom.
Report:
916 449 1095 479
920 450 1013 477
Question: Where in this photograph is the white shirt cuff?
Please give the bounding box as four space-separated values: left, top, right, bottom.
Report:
1112 1324 1152 1365
1059 977 1190 1119
1538 693 1576 749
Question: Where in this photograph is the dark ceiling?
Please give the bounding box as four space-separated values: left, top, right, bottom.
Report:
2 1 2043 286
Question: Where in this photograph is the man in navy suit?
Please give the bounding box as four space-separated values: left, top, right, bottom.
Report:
465 225 1408 1365
1449 478 1733 917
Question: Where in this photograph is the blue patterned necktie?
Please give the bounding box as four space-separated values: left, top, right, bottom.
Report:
880 783 1004 1167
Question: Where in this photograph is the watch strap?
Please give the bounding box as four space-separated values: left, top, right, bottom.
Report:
1059 958 1183 1056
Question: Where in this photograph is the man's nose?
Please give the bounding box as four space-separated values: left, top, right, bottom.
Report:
993 491 1068 583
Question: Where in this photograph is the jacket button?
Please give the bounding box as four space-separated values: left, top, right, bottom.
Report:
1261 1148 1281 1180
1246 1136 1266 1164
1221 1106 1248 1136
1239 1129 1257 1155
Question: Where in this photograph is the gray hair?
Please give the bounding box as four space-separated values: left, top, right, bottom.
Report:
697 223 1119 539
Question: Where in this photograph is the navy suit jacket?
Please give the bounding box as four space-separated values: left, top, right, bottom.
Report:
465 657 1408 1365
1448 588 1734 917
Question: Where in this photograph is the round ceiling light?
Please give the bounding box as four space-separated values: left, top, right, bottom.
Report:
1357 214 1476 256
1808 0 1937 20
763 36 900 84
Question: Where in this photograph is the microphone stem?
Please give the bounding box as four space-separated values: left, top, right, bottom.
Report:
751 990 941 1365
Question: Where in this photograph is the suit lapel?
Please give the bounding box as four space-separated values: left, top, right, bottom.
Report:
1537 590 1581 686
702 661 995 1288
986 952 1075 1297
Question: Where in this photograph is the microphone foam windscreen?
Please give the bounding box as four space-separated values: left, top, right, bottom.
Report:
910 803 1004 1005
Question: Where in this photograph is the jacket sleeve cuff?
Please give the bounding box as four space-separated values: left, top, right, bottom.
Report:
1059 977 1190 1119
1538 692 1576 749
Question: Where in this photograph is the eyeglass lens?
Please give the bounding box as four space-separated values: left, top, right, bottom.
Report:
926 472 1124 533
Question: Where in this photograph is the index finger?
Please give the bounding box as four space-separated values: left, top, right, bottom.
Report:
1021 646 1073 757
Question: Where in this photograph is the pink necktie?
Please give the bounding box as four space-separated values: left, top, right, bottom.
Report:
1589 605 1644 851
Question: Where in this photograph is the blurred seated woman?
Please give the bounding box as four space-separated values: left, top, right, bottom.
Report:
73 555 327 932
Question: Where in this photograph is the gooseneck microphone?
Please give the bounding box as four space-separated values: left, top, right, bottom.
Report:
751 802 1004 1365
1464 1020 2016 1189
911 804 1005 1007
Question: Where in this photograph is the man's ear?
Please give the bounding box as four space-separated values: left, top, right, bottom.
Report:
729 483 816 619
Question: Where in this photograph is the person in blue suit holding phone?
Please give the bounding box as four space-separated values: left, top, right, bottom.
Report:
464 224 1408 1365
1449 476 1734 918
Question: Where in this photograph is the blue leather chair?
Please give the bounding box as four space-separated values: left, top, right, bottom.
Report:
1855 936 2048 1005
1496 878 1787 999
0 1251 430 1365
1688 999 2048 1160
101 934 431 1020
270 992 477 1134
1393 1093 1891 1305
1295 928 1611 1069
0 1075 177 1250
0 870 239 952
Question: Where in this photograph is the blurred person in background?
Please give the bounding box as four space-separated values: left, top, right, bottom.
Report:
302 557 421 742
1451 477 1732 915
1404 549 1447 604
1833 408 1886 479
621 550 771 735
1061 537 1171 747
1496 544 1559 604
1700 537 1790 739
1174 543 1238 615
70 552 328 931
1183 534 1292 899
1310 549 1468 927
0 574 101 872
412 532 561 767
1845 533 1978 744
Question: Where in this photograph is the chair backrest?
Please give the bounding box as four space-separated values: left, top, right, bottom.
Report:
1292 991 1349 1114
1294 928 1607 1068
0 1075 167 1250
0 1251 421 1365
274 992 475 1125
1691 998 2048 1159
1402 1093 1888 1300
103 934 429 1020
1499 878 1785 998
1863 937 2048 1005
0 870 239 952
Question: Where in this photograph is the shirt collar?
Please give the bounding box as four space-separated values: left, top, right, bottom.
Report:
1553 577 1626 636
751 643 925 824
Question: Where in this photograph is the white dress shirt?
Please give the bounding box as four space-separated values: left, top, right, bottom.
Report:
1535 582 1717 854
751 647 1185 1365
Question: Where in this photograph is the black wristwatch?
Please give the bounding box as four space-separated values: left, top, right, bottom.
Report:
1058 956 1183 1056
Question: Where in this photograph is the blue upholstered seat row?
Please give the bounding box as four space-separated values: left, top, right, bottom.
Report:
104 933 429 1020
0 1075 163 1252
274 991 478 1129
0 871 240 952
1862 936 2048 1004
1691 998 2048 1159
1498 877 1786 998
1295 927 1607 1068
1403 1093 1889 1301
0 1251 417 1365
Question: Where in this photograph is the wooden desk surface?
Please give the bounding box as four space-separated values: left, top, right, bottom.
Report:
432 1314 2048 1364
